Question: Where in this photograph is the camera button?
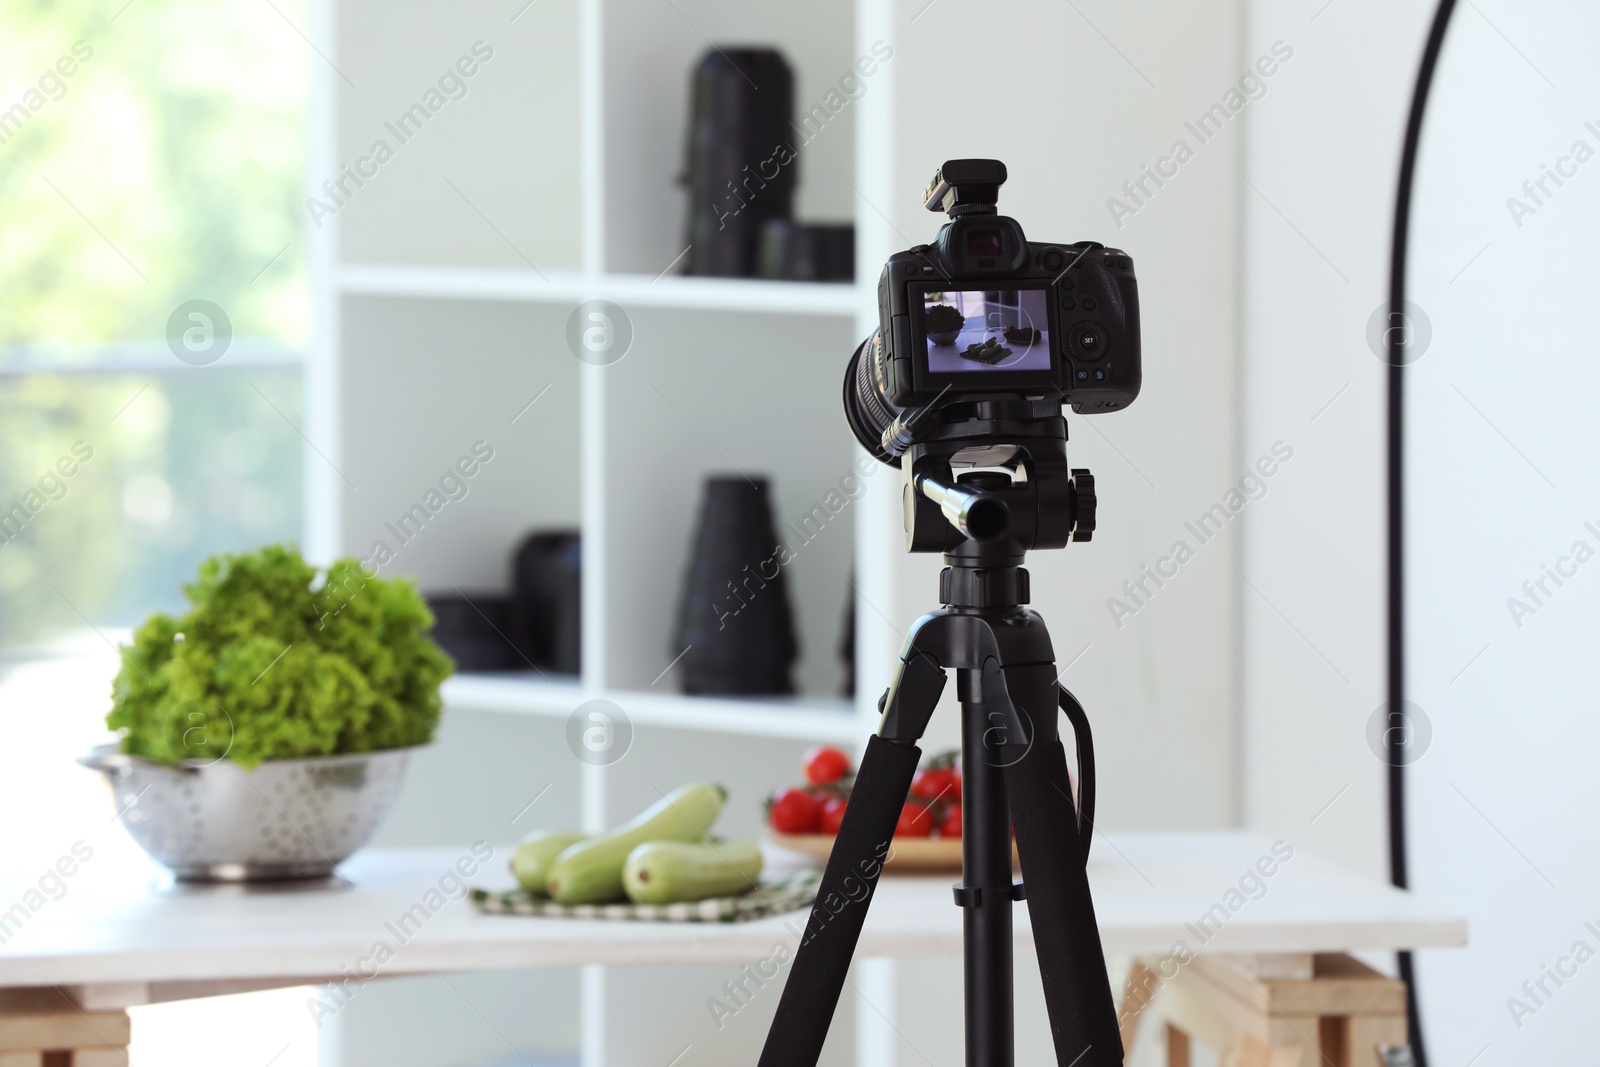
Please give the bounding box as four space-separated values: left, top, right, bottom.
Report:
1076 370 1089 381
1083 298 1097 311
1061 278 1075 291
1060 297 1076 311
1041 249 1065 271
1093 369 1106 382
1069 321 1109 362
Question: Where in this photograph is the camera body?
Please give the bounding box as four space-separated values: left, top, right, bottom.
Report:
847 159 1141 464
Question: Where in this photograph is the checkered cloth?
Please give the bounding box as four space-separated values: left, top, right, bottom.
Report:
468 870 821 923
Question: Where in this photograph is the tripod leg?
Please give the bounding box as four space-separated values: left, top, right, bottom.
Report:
961 687 1016 1067
997 667 1124 1066
757 653 946 1067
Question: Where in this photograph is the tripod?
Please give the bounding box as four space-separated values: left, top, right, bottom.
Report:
758 408 1124 1067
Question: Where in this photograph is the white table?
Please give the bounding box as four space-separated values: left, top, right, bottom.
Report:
0 831 1463 1011
0 831 1465 998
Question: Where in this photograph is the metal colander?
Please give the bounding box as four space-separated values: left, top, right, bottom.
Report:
79 744 419 882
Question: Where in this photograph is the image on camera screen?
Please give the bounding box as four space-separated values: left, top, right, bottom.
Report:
921 288 1051 373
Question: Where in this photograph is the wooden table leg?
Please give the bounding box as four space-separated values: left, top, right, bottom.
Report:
1118 958 1161 1057
74 1052 132 1067
1165 1022 1191 1067
1341 1014 1407 1067
0 989 130 1067
1236 1032 1305 1067
1125 953 1409 1067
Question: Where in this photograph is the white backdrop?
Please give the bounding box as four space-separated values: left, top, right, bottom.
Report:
1409 1 1600 1059
1245 0 1600 1061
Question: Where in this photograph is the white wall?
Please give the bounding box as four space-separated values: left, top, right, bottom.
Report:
866 0 1247 831
1244 0 1600 1059
1240 0 1426 887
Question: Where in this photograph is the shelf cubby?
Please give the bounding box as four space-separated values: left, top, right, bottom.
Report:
594 305 860 696
334 0 583 270
337 295 581 591
599 0 859 274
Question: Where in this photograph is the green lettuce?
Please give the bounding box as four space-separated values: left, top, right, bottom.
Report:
107 544 453 768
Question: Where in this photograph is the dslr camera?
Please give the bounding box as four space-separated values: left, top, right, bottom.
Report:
845 159 1142 465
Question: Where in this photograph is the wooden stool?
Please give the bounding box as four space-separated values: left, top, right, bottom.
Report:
1119 953 1407 1067
0 989 130 1067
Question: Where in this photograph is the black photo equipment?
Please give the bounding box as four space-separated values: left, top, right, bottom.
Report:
758 219 855 282
509 530 582 675
672 476 799 695
760 160 1136 1067
425 592 520 672
681 48 796 278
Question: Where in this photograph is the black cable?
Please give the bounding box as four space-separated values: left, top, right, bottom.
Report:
1057 684 1096 864
1388 2 1458 1063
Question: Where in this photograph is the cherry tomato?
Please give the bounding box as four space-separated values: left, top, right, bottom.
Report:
803 745 852 785
950 764 962 800
895 802 934 837
767 787 821 834
909 768 950 801
819 796 849 834
939 804 962 838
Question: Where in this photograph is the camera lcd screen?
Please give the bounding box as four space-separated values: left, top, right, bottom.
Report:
920 288 1051 373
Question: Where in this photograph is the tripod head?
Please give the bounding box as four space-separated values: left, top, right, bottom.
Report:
902 399 1095 565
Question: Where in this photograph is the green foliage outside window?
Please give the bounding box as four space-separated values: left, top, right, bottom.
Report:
0 0 311 649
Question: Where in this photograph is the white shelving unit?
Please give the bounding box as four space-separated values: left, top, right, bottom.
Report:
309 0 891 1063
298 0 1261 1059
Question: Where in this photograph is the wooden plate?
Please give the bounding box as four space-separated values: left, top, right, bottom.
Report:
764 832 1016 873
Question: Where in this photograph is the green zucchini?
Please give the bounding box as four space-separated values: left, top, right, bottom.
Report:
623 838 764 904
510 831 588 894
546 782 727 904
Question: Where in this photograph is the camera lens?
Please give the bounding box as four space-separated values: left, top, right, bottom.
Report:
964 228 1003 258
844 332 899 465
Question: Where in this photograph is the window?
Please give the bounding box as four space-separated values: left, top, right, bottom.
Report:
1 3 315 1061
0 0 311 653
